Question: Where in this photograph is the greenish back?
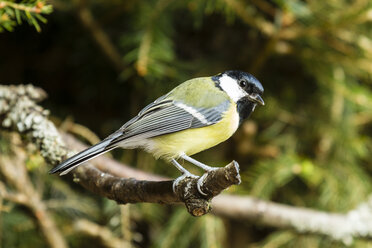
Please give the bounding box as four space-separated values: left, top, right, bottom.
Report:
167 77 229 108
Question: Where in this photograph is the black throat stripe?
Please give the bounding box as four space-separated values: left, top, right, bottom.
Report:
236 98 255 124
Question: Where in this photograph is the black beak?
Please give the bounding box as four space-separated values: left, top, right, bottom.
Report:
247 94 265 106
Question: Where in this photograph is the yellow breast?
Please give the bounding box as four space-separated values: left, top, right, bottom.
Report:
148 102 239 160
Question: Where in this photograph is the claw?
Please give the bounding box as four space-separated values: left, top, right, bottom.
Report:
172 172 198 193
197 173 208 196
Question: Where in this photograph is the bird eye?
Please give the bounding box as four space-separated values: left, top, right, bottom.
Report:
239 80 247 88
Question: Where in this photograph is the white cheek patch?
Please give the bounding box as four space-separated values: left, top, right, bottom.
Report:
219 74 247 102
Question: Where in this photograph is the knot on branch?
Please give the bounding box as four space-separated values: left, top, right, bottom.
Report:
173 161 241 216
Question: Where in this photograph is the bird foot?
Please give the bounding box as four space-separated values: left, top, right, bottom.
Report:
172 172 211 196
172 173 198 194
197 173 208 196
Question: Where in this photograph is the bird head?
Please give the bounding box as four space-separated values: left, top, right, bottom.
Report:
213 70 264 106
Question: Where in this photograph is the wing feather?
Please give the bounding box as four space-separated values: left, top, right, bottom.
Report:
107 96 230 148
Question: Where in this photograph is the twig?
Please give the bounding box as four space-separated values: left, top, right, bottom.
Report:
0 1 43 14
0 182 28 205
2 84 372 244
74 219 125 248
59 117 101 145
74 0 125 72
136 0 173 76
222 0 275 36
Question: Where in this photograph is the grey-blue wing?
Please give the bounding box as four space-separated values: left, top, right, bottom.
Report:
106 97 230 148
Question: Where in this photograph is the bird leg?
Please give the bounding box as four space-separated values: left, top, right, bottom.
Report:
172 156 218 196
171 159 198 192
171 158 194 175
180 154 218 172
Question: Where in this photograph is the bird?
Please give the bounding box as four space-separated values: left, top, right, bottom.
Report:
50 70 264 187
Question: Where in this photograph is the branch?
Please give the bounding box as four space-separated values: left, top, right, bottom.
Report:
0 84 240 216
73 161 240 216
2 84 372 244
212 195 372 245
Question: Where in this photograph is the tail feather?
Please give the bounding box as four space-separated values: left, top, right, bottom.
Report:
49 139 116 175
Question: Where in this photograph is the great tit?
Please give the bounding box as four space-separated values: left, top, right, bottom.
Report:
50 70 264 179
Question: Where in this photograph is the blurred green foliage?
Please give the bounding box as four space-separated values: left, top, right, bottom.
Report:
0 0 372 247
0 0 52 32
